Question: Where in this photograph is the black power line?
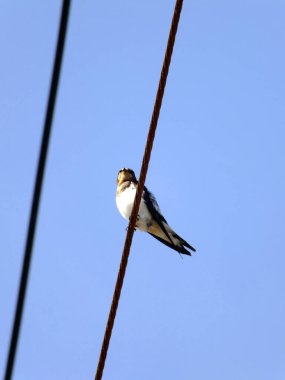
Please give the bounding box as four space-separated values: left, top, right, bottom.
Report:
4 1 71 379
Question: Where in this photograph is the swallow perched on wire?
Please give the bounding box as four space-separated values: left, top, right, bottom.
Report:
116 168 196 256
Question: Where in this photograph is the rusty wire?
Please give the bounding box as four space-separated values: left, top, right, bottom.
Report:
94 1 184 379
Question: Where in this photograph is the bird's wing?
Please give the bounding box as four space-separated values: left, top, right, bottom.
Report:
143 187 175 245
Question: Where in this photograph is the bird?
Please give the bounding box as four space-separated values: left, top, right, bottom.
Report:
116 168 196 256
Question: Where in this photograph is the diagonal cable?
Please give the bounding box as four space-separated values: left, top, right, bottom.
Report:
94 1 184 379
4 1 71 379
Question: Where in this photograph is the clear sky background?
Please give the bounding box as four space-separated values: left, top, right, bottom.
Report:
1 1 285 379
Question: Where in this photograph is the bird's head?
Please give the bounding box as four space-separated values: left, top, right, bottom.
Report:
117 168 137 185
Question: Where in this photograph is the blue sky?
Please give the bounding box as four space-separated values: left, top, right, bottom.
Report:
1 1 285 379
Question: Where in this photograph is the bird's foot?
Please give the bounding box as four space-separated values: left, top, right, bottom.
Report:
126 226 136 232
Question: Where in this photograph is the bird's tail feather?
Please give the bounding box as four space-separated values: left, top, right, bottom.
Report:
172 232 196 252
147 222 196 255
148 233 192 256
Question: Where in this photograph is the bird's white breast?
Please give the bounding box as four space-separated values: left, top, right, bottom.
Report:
116 184 137 220
116 184 152 231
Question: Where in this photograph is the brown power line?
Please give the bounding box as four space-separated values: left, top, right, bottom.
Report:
94 1 184 379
